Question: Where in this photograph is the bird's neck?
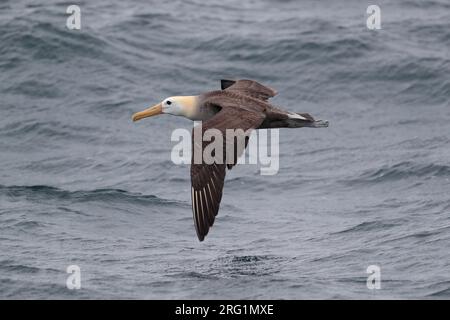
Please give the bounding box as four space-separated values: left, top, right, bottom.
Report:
179 95 200 120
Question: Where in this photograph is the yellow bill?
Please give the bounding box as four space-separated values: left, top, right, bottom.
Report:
132 103 163 122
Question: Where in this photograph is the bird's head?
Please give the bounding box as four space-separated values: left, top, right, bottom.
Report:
132 96 198 122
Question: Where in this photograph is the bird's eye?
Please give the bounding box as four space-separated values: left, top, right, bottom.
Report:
166 100 172 105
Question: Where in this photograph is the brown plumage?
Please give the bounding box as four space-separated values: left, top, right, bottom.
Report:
132 79 329 241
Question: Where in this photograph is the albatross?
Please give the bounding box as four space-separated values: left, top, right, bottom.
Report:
132 79 328 241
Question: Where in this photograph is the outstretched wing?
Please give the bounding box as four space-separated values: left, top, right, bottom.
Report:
190 105 265 241
221 79 277 101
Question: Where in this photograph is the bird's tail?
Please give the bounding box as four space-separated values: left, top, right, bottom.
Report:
287 112 329 128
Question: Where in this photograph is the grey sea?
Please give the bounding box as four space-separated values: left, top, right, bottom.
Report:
0 0 449 299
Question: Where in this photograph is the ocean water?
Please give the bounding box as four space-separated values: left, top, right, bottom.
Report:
0 0 449 299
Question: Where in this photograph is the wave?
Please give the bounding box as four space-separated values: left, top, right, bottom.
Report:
214 256 285 277
346 161 450 185
332 220 403 235
427 285 450 298
192 33 372 65
0 119 99 141
0 263 41 274
168 271 219 280
0 185 182 206
0 20 110 64
403 0 450 9
1 3 448 107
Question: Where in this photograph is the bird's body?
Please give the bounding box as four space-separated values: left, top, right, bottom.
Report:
133 79 328 241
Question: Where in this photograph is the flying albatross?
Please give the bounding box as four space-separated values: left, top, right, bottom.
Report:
132 79 328 241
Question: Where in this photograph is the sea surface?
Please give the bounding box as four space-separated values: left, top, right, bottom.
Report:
0 0 449 299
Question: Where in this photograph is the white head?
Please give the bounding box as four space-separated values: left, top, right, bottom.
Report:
132 96 198 121
161 96 198 116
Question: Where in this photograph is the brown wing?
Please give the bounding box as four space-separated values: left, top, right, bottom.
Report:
221 79 277 101
190 105 265 241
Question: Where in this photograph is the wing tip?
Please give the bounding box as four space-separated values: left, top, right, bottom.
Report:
221 79 236 90
196 227 209 242
220 79 277 100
